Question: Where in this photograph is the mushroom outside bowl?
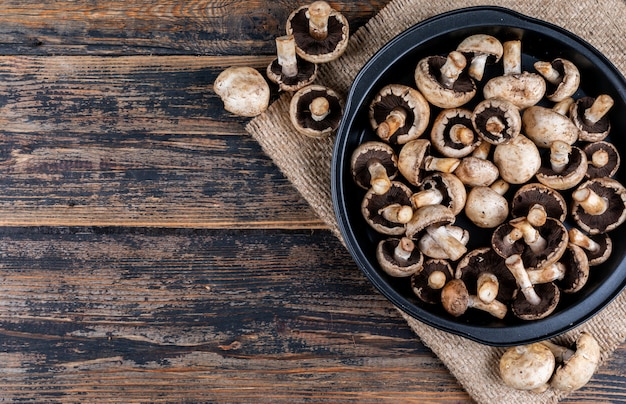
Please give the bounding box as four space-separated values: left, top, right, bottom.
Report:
331 6 626 346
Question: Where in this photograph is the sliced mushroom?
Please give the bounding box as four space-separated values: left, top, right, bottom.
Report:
411 259 453 304
534 58 580 102
376 237 424 277
483 40 546 110
414 51 476 108
541 332 601 392
455 247 517 304
510 183 567 222
584 141 620 179
456 34 503 81
361 181 413 235
351 141 398 194
464 179 510 228
535 140 588 190
471 98 522 145
568 227 613 266
369 84 430 144
522 105 580 148
570 95 614 142
410 172 467 216
289 84 343 138
441 278 508 319
430 108 479 157
571 177 626 234
397 139 460 186
405 204 467 261
267 35 318 92
286 1 349 63
493 134 541 184
499 343 556 393
213 66 270 117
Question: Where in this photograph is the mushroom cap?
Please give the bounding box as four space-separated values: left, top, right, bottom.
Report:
289 84 343 138
522 105 580 148
510 183 567 222
456 34 503 80
267 54 318 92
456 247 517 303
557 244 590 293
351 141 398 190
584 141 620 179
361 181 413 235
397 138 431 186
536 58 581 102
511 282 561 320
571 177 626 234
483 71 547 110
550 332 601 391
570 96 612 142
471 98 522 145
415 172 467 216
376 237 424 277
453 156 500 187
213 66 270 117
411 259 453 304
464 185 509 228
418 225 469 259
430 108 480 157
369 84 430 144
405 204 456 240
285 3 349 63
414 55 476 108
440 278 471 317
493 134 541 184
536 145 588 190
499 343 556 392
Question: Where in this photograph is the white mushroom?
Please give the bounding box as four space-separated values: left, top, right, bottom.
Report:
213 67 270 117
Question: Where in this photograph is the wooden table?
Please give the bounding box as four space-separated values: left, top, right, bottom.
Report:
0 1 624 402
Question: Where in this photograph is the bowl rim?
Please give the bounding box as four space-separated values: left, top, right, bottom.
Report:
331 5 626 346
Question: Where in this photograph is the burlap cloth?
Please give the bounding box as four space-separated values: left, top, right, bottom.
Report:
246 1 626 402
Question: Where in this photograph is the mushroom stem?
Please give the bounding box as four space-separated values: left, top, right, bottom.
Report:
502 40 522 75
468 53 489 81
590 149 610 168
394 237 415 261
505 254 542 306
510 217 547 255
410 188 444 209
439 51 467 89
526 204 547 227
477 272 499 304
310 96 330 121
441 279 507 319
367 161 392 195
423 155 460 173
572 187 608 215
449 124 475 146
428 270 447 289
378 203 413 224
550 140 572 174
540 340 576 363
504 227 524 246
527 262 566 284
376 107 407 140
306 1 332 41
425 224 468 261
485 115 506 136
275 35 299 77
553 97 575 116
472 141 491 159
568 228 601 254
584 94 614 124
534 61 562 85
490 178 510 195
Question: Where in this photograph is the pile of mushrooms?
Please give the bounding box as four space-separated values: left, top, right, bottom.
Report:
352 33 626 328
214 1 348 138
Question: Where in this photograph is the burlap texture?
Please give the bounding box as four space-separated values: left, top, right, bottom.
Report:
246 1 626 402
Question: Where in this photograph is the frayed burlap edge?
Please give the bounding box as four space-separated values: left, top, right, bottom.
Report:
246 1 626 403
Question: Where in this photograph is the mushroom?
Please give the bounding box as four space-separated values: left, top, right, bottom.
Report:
409 172 467 216
510 183 567 222
535 140 588 190
351 141 398 195
289 84 343 138
411 259 453 304
418 225 469 260
397 139 460 187
570 95 614 142
414 51 477 108
521 105 580 148
471 97 522 145
286 1 349 64
571 177 626 234
440 278 508 319
267 35 318 92
505 254 561 320
483 40 546 110
213 66 270 117
369 84 430 144
568 227 613 266
555 243 590 293
376 237 424 277
541 332 601 392
405 204 467 261
455 247 517 304
493 134 541 184
499 343 556 393
453 142 500 187
361 181 413 235
456 34 503 81
464 179 510 228
534 58 581 102
584 141 621 179
430 108 480 157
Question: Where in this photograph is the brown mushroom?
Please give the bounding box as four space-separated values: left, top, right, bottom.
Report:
541 332 601 392
289 84 343 138
464 179 510 228
493 134 541 184
456 34 503 81
535 140 588 190
351 141 398 194
286 1 349 64
571 177 626 234
376 237 424 277
555 244 590 293
409 172 467 216
411 259 453 304
522 105 580 148
213 66 270 117
568 227 613 266
267 35 318 92
397 139 460 186
414 51 476 108
584 141 620 179
361 181 413 235
405 204 467 261
455 247 517 304
430 108 480 158
369 84 430 144
510 183 567 222
483 40 546 110
440 278 508 319
570 95 614 142
534 58 580 102
499 343 556 393
471 97 522 145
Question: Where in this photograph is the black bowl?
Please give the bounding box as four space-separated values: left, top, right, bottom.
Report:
331 6 626 346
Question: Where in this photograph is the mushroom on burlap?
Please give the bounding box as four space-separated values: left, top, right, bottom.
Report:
267 35 318 92
289 84 343 138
